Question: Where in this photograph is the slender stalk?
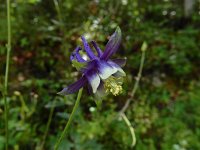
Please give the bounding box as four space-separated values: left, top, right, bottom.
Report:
53 0 69 56
4 0 11 149
39 103 55 150
118 42 147 147
121 113 136 147
3 91 8 150
119 46 146 115
53 0 63 27
53 0 66 40
54 88 83 150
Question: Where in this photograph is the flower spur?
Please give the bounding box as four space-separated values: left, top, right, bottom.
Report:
58 27 126 97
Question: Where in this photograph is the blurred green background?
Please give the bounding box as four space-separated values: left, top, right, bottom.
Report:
0 0 200 149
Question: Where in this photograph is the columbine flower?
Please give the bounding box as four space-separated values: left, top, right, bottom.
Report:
58 27 126 97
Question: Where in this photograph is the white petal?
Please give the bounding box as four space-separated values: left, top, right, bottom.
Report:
116 67 126 76
94 82 107 99
86 71 100 93
108 61 126 76
97 61 118 79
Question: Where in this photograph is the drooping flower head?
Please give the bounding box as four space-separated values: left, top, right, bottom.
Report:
58 27 126 97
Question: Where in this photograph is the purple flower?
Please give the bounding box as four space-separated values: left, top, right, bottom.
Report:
58 27 126 97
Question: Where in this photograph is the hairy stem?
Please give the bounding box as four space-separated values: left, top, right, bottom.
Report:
54 88 83 150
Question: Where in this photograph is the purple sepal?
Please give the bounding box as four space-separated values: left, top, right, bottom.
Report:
58 76 87 95
91 41 103 57
100 27 121 60
70 46 86 62
111 57 127 67
81 36 97 60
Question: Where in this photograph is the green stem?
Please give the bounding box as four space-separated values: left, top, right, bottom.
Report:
53 0 66 39
4 0 11 149
53 0 68 56
53 0 63 28
118 42 147 147
119 47 146 114
54 88 83 150
39 103 55 150
3 96 8 150
121 113 136 147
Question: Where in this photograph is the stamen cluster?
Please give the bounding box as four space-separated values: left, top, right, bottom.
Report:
104 76 123 96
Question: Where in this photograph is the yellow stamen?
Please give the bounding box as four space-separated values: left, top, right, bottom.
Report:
104 76 123 96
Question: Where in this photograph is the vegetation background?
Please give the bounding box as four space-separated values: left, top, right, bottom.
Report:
0 0 200 149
